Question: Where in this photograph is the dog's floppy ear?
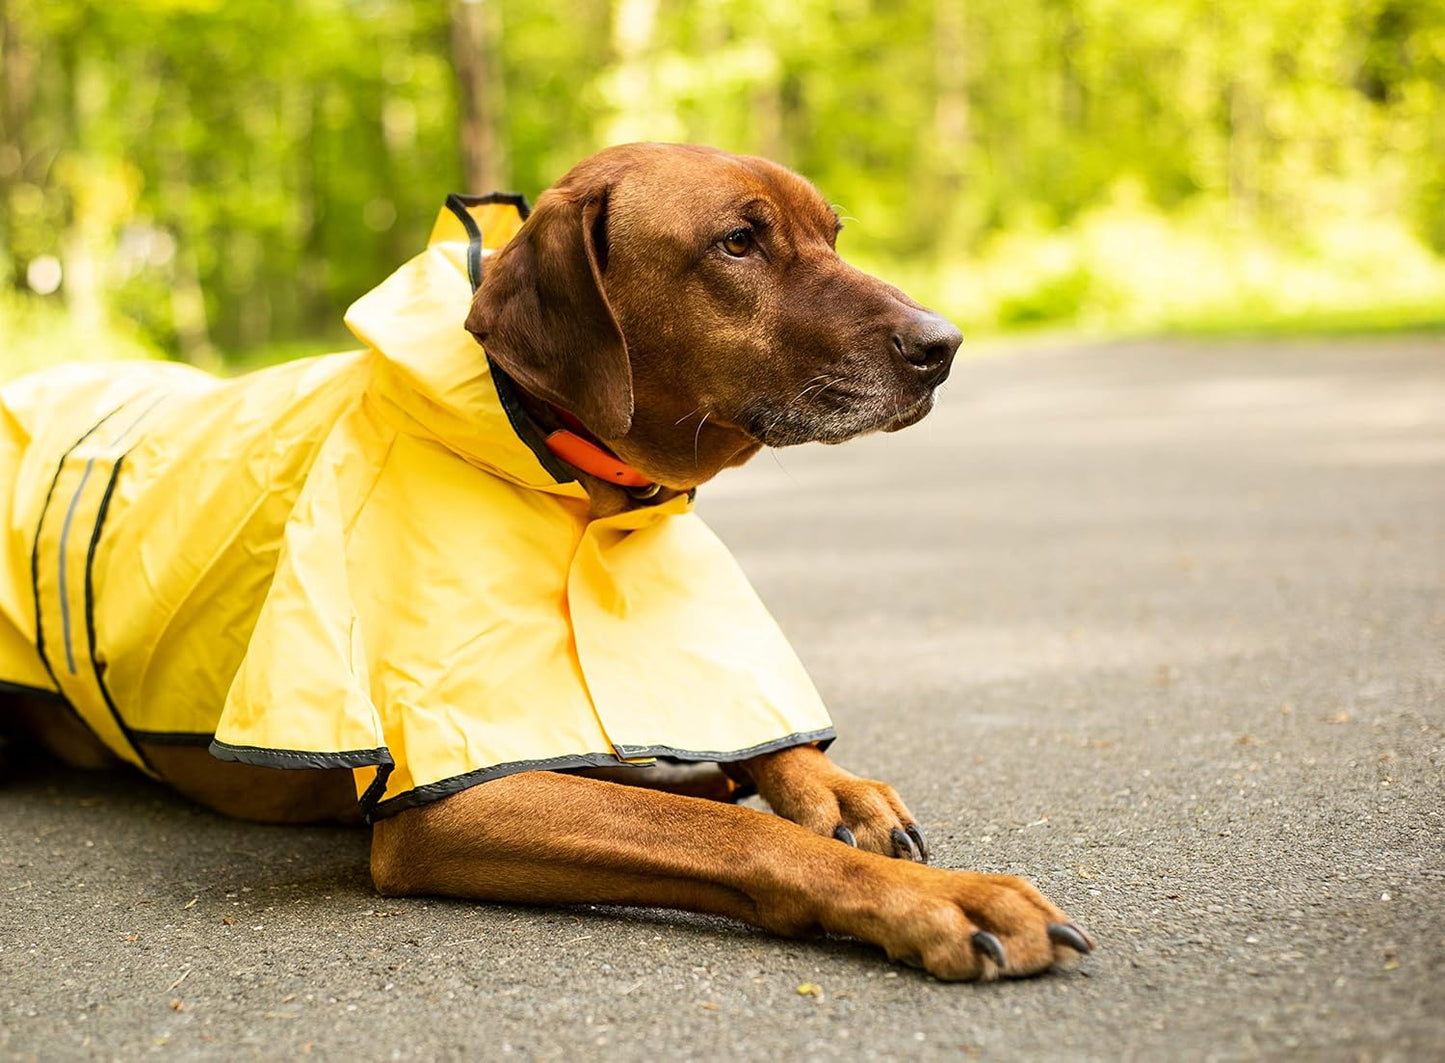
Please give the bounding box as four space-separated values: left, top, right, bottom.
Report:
465 185 634 440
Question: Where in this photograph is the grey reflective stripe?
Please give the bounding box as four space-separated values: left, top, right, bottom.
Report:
54 393 168 676
32 406 123 687
55 458 97 673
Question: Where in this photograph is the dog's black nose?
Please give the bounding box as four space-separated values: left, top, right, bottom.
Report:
892 311 962 378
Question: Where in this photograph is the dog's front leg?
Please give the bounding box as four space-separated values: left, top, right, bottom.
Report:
369 771 1091 980
733 745 931 861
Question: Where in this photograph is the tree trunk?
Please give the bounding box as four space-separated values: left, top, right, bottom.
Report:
61 43 104 336
292 83 327 336
605 0 663 144
933 0 969 193
159 84 217 368
1226 78 1258 224
932 0 972 253
450 0 508 192
0 0 37 289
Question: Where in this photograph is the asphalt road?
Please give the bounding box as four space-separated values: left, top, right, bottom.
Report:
2 337 1442 1062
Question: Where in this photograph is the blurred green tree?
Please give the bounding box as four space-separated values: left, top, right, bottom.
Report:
1 0 1441 372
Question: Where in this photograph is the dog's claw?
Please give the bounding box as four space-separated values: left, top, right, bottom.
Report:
904 823 930 863
889 826 921 861
971 930 1007 970
833 825 857 847
1047 922 1095 954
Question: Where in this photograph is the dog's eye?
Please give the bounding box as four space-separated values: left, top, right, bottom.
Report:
720 228 753 257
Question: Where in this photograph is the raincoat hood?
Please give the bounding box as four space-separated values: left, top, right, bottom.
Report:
346 197 584 494
0 194 833 820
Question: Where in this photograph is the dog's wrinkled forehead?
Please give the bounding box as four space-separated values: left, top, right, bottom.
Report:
592 145 840 257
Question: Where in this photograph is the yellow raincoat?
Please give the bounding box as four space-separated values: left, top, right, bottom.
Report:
0 195 833 819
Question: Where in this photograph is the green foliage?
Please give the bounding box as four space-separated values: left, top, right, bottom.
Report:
1 0 1441 373
0 288 160 381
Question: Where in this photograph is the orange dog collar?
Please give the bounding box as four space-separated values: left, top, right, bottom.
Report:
543 407 657 492
544 429 656 489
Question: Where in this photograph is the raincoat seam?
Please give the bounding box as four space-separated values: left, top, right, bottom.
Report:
340 408 398 537
334 408 396 753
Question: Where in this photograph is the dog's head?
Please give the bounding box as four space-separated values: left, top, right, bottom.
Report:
466 142 961 489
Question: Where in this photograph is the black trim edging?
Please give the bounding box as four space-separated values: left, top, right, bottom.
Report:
209 738 391 772
367 728 837 822
29 404 124 695
612 727 836 763
440 189 575 486
487 360 578 485
442 191 531 292
82 455 156 775
368 751 628 820
209 739 396 823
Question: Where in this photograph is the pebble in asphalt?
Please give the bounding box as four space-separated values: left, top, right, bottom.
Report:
2 337 1442 1061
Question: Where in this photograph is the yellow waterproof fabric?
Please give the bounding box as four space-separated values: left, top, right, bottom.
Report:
0 198 832 817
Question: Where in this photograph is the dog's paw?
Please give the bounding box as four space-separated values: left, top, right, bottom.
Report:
822 776 929 862
876 867 1094 981
760 764 929 862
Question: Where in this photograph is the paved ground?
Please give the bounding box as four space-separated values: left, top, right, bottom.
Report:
2 337 1442 1062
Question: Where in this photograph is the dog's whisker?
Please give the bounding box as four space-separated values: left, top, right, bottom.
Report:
766 448 799 486
760 374 842 441
788 375 831 403
692 411 711 468
721 440 756 465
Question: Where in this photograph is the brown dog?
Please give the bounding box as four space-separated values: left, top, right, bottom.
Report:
1 144 1090 981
